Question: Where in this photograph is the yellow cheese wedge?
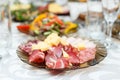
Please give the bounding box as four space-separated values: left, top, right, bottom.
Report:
32 41 50 51
44 33 61 46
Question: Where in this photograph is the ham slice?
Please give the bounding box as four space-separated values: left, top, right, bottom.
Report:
63 45 80 64
29 50 45 63
45 51 57 69
45 45 69 69
54 58 69 69
78 48 96 63
48 44 63 58
19 40 38 55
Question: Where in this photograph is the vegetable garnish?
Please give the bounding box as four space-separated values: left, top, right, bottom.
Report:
17 13 78 38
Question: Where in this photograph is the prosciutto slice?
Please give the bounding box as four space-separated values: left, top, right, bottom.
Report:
78 48 96 63
45 45 69 69
29 50 45 63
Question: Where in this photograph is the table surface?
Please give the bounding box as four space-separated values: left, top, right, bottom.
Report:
0 2 120 80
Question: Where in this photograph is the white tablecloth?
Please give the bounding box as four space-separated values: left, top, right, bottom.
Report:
0 17 120 80
0 1 120 79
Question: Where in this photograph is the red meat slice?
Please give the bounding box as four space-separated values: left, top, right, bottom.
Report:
29 50 45 63
54 58 69 69
19 40 38 55
62 58 69 68
45 45 69 69
78 48 96 64
45 52 57 69
63 45 80 64
46 56 69 69
48 44 63 58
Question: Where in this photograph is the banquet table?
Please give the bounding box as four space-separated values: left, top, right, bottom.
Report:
0 2 120 80
0 18 120 80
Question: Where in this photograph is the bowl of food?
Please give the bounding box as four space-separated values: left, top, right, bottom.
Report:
10 2 39 22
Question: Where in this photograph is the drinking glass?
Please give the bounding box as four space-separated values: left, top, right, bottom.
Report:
55 0 68 5
87 0 104 40
0 0 7 22
102 0 120 48
6 0 12 56
0 1 7 59
69 3 81 21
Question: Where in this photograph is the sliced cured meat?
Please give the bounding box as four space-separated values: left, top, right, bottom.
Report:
54 59 65 69
63 45 80 64
19 40 38 55
29 50 45 63
45 46 69 69
48 44 63 58
54 58 69 69
45 52 57 69
46 57 69 69
19 43 32 54
78 48 96 64
68 55 80 64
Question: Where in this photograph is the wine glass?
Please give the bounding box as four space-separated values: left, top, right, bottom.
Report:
102 0 120 48
6 0 12 56
0 1 7 59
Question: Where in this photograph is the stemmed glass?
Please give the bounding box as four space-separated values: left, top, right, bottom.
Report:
6 0 12 56
102 0 120 48
0 1 6 60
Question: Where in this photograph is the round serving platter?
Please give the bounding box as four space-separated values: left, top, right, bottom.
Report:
17 37 107 70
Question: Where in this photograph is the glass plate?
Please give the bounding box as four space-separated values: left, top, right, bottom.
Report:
17 38 107 70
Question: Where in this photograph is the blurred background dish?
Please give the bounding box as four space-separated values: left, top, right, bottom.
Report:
48 3 69 15
79 0 87 2
16 13 78 40
10 0 70 22
112 21 120 40
10 1 39 22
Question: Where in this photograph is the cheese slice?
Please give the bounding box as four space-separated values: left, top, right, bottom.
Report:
62 49 69 58
32 41 50 51
44 33 61 46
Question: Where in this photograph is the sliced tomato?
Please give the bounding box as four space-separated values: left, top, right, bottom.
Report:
44 21 55 27
17 24 30 34
53 16 64 26
44 16 64 27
